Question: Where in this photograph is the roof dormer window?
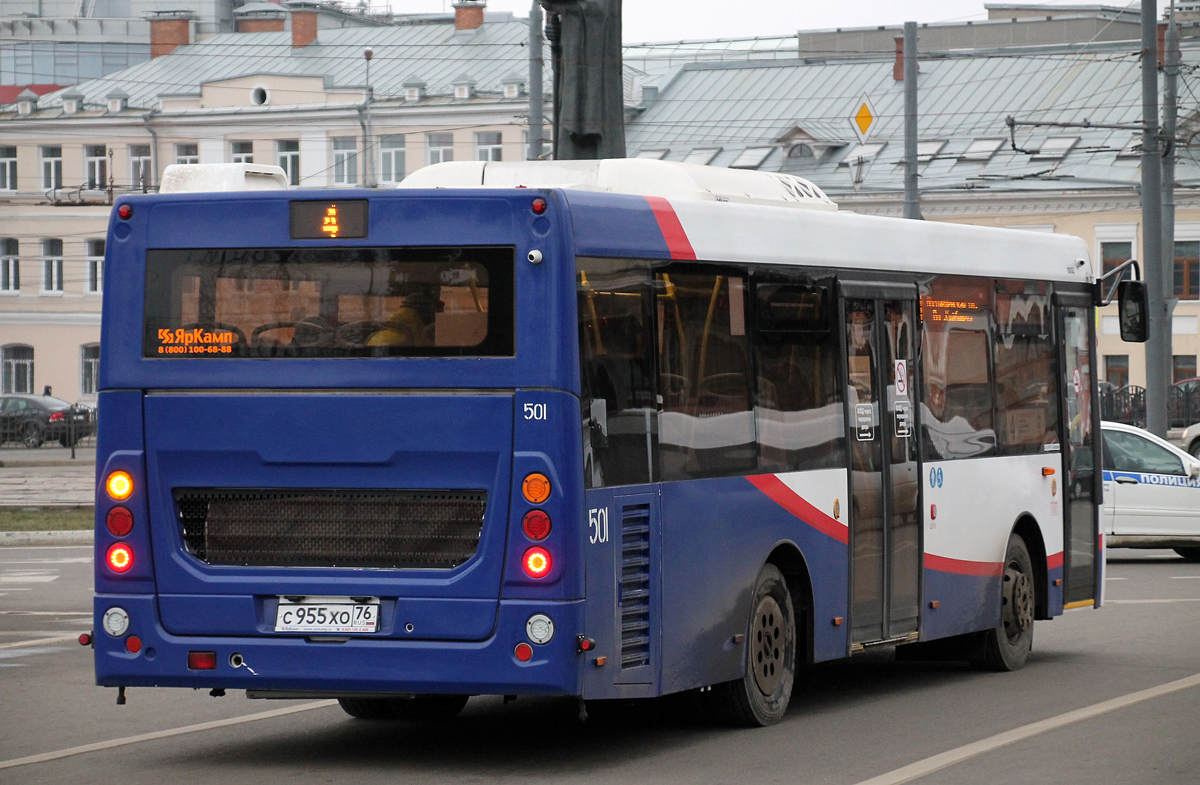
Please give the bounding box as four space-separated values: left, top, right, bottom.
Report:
684 147 720 165
16 89 38 116
403 78 427 102
837 143 885 167
502 73 524 99
61 88 84 115
730 146 775 169
1030 136 1079 160
959 138 1003 162
452 74 476 100
106 89 129 114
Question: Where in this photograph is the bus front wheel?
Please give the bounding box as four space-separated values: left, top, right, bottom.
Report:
710 564 795 727
972 534 1035 672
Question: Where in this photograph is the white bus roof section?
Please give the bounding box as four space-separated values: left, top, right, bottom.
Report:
397 159 838 211
160 163 290 194
666 197 1093 284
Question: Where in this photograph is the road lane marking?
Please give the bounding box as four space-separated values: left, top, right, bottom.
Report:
1105 598 1200 604
4 557 91 565
0 635 79 650
0 546 91 551
0 700 338 771
0 576 58 583
1105 577 1127 581
852 672 1200 785
0 611 90 615
1170 576 1200 580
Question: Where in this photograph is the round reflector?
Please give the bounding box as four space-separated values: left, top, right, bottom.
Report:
514 642 533 662
523 547 552 579
125 635 143 654
117 204 133 220
106 543 134 573
531 197 547 215
522 473 551 504
522 510 551 541
102 607 129 637
106 471 134 501
106 506 134 537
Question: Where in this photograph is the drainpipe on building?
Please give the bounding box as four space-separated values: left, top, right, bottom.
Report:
143 110 160 192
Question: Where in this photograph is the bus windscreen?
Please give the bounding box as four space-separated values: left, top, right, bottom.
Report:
143 246 513 358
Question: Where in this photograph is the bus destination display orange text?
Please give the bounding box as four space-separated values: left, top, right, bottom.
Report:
155 327 236 355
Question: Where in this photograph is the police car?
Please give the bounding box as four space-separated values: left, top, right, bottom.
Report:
1102 421 1200 561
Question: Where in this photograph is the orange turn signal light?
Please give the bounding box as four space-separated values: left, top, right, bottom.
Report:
522 473 551 504
1042 467 1056 476
106 471 134 501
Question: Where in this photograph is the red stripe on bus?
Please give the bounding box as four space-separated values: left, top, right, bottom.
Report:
747 474 849 544
925 553 1004 577
1047 551 1064 569
645 196 697 260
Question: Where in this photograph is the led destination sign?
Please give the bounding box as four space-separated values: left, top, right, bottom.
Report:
290 200 368 240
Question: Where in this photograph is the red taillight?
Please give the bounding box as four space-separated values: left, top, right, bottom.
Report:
514 643 533 662
188 651 217 670
106 543 134 573
118 204 133 220
522 510 551 541
106 507 134 537
49 411 64 422
531 197 547 215
125 635 142 654
523 547 552 579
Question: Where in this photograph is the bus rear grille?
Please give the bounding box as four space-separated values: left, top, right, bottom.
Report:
619 503 652 669
174 489 486 569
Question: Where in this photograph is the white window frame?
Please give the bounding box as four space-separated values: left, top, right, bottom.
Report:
427 133 454 166
475 132 503 162
129 145 153 189
81 343 100 397
1030 136 1079 161
277 140 300 186
1 239 18 294
1 345 34 394
175 142 199 165
1094 223 1138 280
635 149 669 160
86 238 104 294
85 145 107 190
0 146 15 191
684 147 720 165
959 139 1003 162
380 135 405 183
915 140 947 163
42 239 63 294
332 137 359 186
838 143 886 167
522 129 552 160
730 146 775 169
41 146 62 190
231 141 254 164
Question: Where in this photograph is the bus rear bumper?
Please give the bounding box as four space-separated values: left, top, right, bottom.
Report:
94 594 584 696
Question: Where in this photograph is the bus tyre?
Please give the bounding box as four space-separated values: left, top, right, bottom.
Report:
337 697 397 720
388 695 469 721
972 534 1035 672
1174 547 1200 562
711 564 795 727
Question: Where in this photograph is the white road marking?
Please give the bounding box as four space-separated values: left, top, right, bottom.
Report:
1105 598 1200 604
853 672 1200 785
0 611 90 616
4 557 91 565
0 545 91 551
0 700 338 771
1170 576 1200 580
0 635 79 650
0 575 58 583
1105 577 1127 581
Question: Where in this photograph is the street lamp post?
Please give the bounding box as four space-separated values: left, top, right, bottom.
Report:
363 47 376 187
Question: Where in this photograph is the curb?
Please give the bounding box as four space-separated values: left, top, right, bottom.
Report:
0 460 96 468
0 530 93 547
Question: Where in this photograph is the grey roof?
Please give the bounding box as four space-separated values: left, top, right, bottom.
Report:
625 40 1200 195
35 18 538 110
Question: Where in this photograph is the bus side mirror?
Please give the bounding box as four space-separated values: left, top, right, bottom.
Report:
1117 280 1149 343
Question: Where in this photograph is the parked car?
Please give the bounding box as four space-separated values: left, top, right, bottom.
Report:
1169 377 1200 428
0 394 96 448
1101 421 1200 561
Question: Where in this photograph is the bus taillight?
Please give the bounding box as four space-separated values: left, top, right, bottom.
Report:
106 507 134 537
522 510 551 541
523 547 552 578
106 543 134 573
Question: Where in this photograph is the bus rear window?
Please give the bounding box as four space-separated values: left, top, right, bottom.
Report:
143 247 513 358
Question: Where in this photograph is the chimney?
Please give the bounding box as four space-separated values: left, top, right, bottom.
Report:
894 36 904 81
454 0 485 31
236 2 287 33
148 10 196 58
292 8 318 48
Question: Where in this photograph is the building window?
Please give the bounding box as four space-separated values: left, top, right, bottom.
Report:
1 345 34 394
130 144 153 189
231 141 253 163
522 129 552 160
81 344 100 396
277 140 300 186
332 137 358 186
427 133 454 165
0 146 15 191
1175 355 1198 383
475 132 503 162
42 239 63 293
1 238 17 293
380 135 405 183
175 143 199 165
1101 241 1133 278
86 239 105 293
41 146 62 190
1175 240 1199 300
85 145 108 189
1105 355 1129 388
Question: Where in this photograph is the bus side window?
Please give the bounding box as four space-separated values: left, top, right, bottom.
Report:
577 260 657 488
920 275 996 460
994 282 1059 456
752 281 845 472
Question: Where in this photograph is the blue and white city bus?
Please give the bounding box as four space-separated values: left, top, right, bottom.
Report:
93 159 1109 726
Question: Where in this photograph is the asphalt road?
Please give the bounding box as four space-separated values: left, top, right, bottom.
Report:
1 547 1198 785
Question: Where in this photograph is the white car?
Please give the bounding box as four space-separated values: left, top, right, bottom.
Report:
1181 422 1200 459
1102 421 1200 561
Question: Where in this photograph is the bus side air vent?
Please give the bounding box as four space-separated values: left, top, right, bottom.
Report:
174 489 486 569
619 503 652 669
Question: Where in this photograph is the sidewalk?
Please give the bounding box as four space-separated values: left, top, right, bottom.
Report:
0 446 96 507
0 445 96 468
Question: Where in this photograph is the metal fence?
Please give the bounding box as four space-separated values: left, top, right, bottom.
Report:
1100 386 1200 428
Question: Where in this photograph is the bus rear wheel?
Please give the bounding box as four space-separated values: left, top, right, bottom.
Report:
337 697 396 720
972 534 1035 672
709 564 795 727
1174 547 1200 562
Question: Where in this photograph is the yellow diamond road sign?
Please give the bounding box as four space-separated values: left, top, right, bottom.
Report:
851 93 878 143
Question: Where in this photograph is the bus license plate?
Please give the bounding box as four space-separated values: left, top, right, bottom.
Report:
274 597 379 633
